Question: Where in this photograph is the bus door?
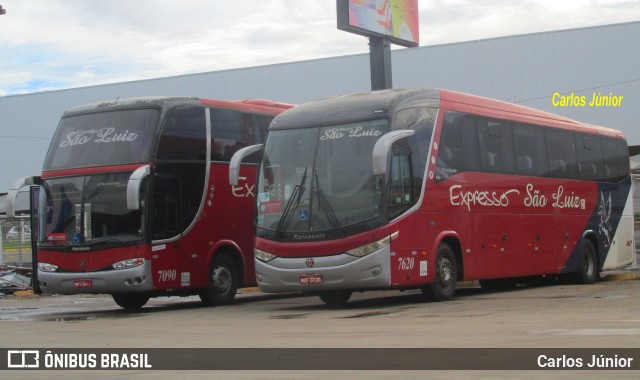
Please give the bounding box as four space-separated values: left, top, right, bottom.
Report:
149 174 184 289
151 105 208 289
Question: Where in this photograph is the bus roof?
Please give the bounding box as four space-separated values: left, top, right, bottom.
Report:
62 96 294 117
270 88 625 140
271 89 440 129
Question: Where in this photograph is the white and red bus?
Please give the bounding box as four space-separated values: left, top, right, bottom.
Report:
230 88 633 306
7 96 293 308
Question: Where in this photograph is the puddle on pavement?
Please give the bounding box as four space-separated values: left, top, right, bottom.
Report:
531 328 640 336
271 313 311 319
342 310 396 318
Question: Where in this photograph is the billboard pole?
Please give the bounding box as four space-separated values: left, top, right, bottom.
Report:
336 0 419 91
369 36 393 91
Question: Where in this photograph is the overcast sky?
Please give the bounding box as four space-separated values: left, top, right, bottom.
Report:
1 0 640 97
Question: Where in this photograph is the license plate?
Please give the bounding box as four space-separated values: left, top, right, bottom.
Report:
74 279 93 288
300 274 323 285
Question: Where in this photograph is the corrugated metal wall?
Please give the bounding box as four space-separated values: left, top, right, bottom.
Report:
1 21 638 191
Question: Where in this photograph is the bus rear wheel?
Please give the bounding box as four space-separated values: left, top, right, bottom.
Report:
577 239 598 284
319 290 352 307
422 243 457 302
200 254 239 306
112 293 149 309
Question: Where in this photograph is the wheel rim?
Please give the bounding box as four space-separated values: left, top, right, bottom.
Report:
212 264 232 294
437 256 455 290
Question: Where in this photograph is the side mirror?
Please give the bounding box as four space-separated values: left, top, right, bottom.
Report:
6 176 41 218
127 165 151 210
372 130 415 175
229 144 263 186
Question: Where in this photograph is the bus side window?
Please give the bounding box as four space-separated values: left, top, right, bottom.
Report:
545 129 578 179
576 134 603 181
393 107 437 198
601 137 629 182
513 123 547 176
477 118 515 174
211 109 274 163
157 106 207 161
151 175 182 240
211 109 247 162
389 146 413 220
436 111 479 181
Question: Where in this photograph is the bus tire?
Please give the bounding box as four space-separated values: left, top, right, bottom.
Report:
422 243 457 302
577 239 598 284
319 290 352 307
112 293 149 309
200 254 239 306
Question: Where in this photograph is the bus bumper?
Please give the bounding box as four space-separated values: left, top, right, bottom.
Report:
38 261 153 295
255 244 391 293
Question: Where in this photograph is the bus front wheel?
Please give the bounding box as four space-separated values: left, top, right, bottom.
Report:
200 254 239 306
422 243 457 302
112 293 149 309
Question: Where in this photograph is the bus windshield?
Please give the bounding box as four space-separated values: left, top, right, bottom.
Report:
44 108 160 170
256 119 389 238
41 172 144 246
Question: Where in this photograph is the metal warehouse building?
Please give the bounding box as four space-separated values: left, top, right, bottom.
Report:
1 21 639 192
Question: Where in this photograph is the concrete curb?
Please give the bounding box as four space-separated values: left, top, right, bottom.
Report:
600 271 639 281
12 289 36 297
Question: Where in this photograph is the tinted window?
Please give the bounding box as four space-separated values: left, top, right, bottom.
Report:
513 124 547 176
477 118 515 174
546 129 578 179
211 109 274 163
602 137 629 182
436 111 479 181
393 107 437 200
436 110 626 183
154 106 207 239
44 108 159 170
576 134 603 181
156 107 206 161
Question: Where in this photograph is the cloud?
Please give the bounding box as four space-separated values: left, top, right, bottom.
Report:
1 0 640 96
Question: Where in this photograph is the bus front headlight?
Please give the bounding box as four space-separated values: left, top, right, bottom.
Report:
346 235 392 257
38 262 58 272
112 258 145 270
254 248 277 263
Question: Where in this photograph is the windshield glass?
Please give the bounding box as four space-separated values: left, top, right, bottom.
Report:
44 108 160 170
41 173 144 246
256 119 389 239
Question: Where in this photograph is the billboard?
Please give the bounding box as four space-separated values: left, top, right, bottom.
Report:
337 0 419 47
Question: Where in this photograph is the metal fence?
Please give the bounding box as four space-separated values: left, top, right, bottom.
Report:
0 216 33 267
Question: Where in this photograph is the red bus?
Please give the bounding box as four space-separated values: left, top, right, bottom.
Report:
7 96 293 308
230 88 633 306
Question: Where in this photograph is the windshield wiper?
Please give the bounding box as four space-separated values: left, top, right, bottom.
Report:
274 166 308 239
86 236 139 246
312 170 345 238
